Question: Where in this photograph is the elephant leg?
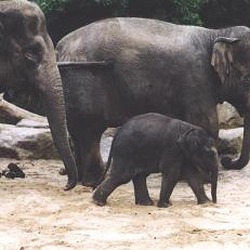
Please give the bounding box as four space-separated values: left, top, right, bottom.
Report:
184 168 210 204
132 174 153 206
93 175 131 206
157 169 180 208
80 131 105 187
68 122 106 188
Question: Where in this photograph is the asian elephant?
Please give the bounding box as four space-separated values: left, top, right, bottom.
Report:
0 0 77 190
56 17 250 188
93 113 219 207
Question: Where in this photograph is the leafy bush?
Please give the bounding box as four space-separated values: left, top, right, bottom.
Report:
32 0 204 24
31 0 69 13
172 0 205 26
31 0 205 42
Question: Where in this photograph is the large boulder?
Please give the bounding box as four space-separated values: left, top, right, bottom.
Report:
0 109 244 160
0 120 59 159
217 102 243 155
218 127 243 155
217 102 243 129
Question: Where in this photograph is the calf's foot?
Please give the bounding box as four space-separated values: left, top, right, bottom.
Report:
92 189 107 206
197 197 211 205
135 198 154 206
157 200 172 208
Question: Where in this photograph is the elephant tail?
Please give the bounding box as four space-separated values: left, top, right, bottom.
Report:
92 133 116 190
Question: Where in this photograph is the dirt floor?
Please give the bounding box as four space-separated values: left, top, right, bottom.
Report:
1 150 250 249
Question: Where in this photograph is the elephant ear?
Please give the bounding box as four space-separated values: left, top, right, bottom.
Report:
176 128 200 158
211 37 240 84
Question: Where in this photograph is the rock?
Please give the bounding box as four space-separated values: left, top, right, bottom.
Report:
2 163 26 179
0 123 59 159
217 102 243 128
218 127 243 155
0 117 244 160
216 102 243 154
16 118 49 129
103 127 116 137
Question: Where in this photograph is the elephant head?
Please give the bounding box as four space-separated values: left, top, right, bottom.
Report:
212 34 250 170
0 0 77 189
177 128 219 203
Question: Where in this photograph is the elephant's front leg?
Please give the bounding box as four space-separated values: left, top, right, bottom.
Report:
69 125 106 188
157 168 180 208
184 167 210 204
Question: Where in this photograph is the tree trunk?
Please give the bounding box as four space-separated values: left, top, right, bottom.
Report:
0 95 47 124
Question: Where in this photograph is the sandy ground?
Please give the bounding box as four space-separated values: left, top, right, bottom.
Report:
0 138 250 249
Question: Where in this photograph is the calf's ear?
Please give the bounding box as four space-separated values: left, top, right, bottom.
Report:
176 128 199 158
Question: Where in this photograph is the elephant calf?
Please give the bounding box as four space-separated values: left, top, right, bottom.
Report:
93 113 219 207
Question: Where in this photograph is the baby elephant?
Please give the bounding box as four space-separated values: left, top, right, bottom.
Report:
93 113 219 207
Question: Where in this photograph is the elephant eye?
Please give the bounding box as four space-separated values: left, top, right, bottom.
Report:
24 44 43 66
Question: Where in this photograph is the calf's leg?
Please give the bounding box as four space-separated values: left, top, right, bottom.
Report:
93 174 131 206
157 168 180 208
132 174 153 205
184 168 210 204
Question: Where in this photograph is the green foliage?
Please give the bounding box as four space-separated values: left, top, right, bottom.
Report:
95 0 129 15
31 0 69 13
31 0 206 42
172 0 205 26
96 0 127 8
32 0 205 25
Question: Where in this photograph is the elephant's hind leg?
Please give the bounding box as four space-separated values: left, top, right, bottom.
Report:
69 122 106 188
132 174 153 205
93 174 131 206
82 137 105 187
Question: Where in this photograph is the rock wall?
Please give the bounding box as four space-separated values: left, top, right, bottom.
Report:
0 120 59 159
217 102 243 129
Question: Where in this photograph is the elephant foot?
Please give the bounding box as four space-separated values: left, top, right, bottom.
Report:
57 168 78 190
64 180 77 191
82 165 105 188
82 177 103 189
135 198 154 206
197 197 210 205
93 198 106 207
157 200 172 208
92 190 107 206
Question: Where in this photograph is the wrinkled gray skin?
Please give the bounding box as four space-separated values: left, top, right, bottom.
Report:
93 113 219 207
56 17 250 187
0 0 77 190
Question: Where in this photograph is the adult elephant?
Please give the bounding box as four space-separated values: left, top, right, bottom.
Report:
56 17 250 187
0 0 77 190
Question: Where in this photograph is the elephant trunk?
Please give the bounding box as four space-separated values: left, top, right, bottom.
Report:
40 67 78 190
235 115 250 168
223 114 250 169
211 161 218 203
